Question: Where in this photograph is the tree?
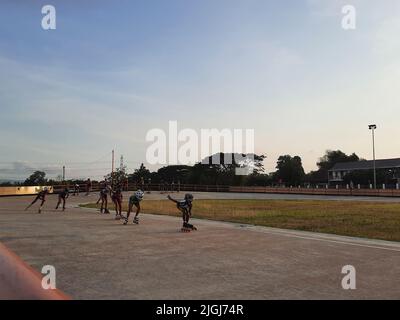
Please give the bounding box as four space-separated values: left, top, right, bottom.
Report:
343 169 396 186
24 171 47 186
128 163 151 183
105 161 128 187
156 165 192 184
317 150 360 171
305 150 361 184
274 155 305 186
244 173 272 186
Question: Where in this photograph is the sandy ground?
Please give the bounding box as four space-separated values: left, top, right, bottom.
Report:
0 192 399 299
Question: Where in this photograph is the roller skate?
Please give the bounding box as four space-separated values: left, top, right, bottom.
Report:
186 223 197 231
181 222 192 232
104 208 110 214
133 217 139 224
123 217 129 225
115 214 121 220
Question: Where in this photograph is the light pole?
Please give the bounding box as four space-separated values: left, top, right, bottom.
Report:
368 124 377 189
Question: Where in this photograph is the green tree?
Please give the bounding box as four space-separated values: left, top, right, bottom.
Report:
317 150 360 171
24 171 47 186
128 163 151 183
156 165 192 183
305 150 361 184
274 155 305 186
105 162 128 187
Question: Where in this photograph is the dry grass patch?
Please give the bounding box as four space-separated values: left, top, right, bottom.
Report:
81 199 400 242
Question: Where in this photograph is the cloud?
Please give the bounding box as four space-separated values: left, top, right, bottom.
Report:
0 161 60 179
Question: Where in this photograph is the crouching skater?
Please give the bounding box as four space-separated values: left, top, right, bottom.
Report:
25 188 50 214
124 190 144 225
167 193 196 232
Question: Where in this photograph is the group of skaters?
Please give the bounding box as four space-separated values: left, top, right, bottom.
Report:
24 181 197 232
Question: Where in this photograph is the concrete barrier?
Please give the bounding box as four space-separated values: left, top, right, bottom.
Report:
0 242 70 300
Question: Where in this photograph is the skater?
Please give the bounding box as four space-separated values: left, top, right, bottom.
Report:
85 178 92 196
96 181 106 204
55 188 69 211
111 186 123 220
123 189 144 225
25 188 50 214
97 184 110 214
167 193 196 232
73 183 80 196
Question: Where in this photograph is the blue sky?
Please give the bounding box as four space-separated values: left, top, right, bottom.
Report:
1 0 400 180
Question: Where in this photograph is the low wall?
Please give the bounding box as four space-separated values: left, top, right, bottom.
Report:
0 242 70 300
1 184 399 198
0 186 53 196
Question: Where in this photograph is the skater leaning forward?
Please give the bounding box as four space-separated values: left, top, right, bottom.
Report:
25 187 50 214
167 193 196 232
124 189 144 225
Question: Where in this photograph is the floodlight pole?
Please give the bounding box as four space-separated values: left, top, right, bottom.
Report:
369 125 377 189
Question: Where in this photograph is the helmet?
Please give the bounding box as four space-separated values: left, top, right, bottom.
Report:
135 189 144 200
184 193 194 202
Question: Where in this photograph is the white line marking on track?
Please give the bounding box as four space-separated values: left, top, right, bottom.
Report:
254 230 400 252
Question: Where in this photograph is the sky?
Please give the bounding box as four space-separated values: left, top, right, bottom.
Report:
0 0 400 180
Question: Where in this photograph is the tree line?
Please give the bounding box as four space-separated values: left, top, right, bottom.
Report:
1 150 395 187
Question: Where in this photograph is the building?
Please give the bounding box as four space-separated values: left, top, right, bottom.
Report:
328 158 400 185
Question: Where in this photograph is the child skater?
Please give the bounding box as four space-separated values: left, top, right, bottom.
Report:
97 183 110 214
167 193 196 232
85 178 92 196
111 186 124 220
73 183 80 196
123 189 144 225
55 187 69 211
25 188 50 214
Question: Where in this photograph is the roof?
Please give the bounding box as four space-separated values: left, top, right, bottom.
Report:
329 158 400 171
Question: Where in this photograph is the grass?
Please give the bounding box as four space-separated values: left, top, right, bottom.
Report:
81 199 400 242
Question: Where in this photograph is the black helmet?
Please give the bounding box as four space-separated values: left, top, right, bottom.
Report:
184 193 194 201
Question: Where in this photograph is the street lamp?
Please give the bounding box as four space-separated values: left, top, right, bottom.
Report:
368 124 377 189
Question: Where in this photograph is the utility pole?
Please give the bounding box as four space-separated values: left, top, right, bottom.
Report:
62 166 65 182
111 150 115 186
111 150 115 176
368 124 377 189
